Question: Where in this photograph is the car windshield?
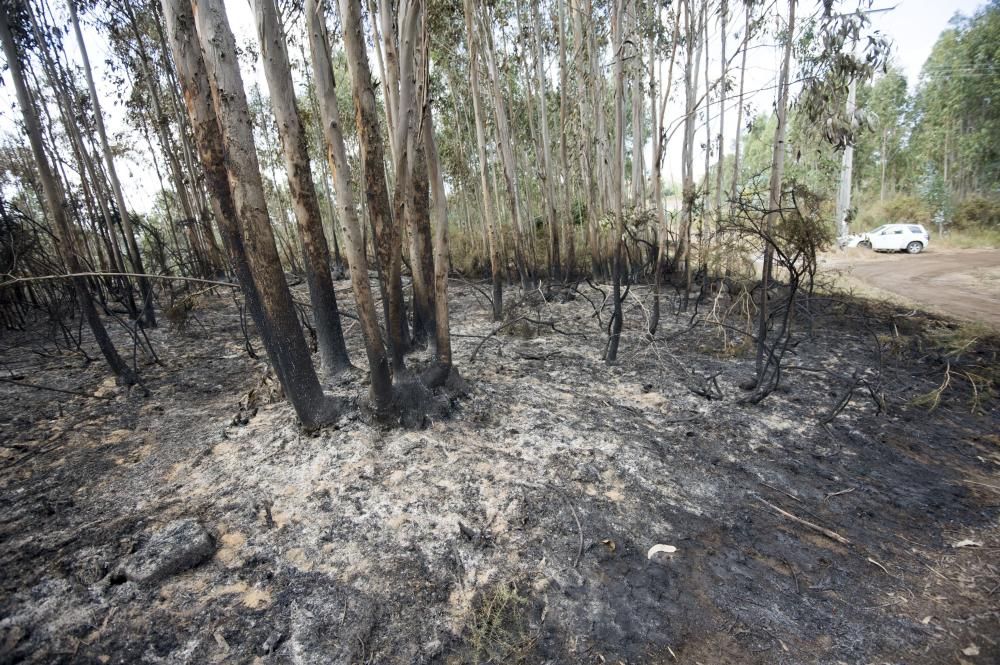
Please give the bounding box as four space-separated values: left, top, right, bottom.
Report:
869 225 889 234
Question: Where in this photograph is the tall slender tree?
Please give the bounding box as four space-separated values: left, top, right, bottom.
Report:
306 0 394 414
252 0 351 377
68 0 156 327
178 0 337 428
0 2 137 385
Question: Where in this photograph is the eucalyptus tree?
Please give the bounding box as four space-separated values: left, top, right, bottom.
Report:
854 68 908 202
68 0 156 327
476 2 533 290
605 0 625 363
570 0 601 277
336 0 410 372
462 0 504 320
0 2 137 384
672 0 704 300
649 3 681 337
306 0 394 414
730 0 756 200
166 0 338 428
527 0 561 279
252 0 352 376
103 0 223 279
24 0 138 314
910 2 1000 200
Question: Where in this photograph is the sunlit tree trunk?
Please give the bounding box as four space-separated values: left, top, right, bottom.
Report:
306 0 394 413
649 7 681 337
253 0 351 376
478 8 532 290
528 0 561 280
183 0 336 428
714 0 728 218
629 0 643 207
406 26 436 347
558 0 575 279
730 3 751 200
118 0 215 279
571 0 600 278
674 0 703 310
463 0 504 320
422 100 453 386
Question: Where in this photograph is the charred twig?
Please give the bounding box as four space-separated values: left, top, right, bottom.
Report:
783 558 800 593
756 497 851 545
823 487 855 500
449 277 495 313
548 487 584 569
760 482 801 503
818 371 862 424
0 376 113 400
469 316 528 361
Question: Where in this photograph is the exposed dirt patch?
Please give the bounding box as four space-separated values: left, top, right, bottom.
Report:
823 248 1000 327
1 281 998 664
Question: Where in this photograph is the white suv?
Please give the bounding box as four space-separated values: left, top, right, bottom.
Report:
859 224 930 254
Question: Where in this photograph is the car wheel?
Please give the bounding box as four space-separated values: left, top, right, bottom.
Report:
859 240 871 249
906 241 923 254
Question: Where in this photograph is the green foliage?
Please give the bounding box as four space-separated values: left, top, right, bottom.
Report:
855 194 932 231
796 7 893 150
952 195 1000 230
853 67 909 198
909 1 1000 195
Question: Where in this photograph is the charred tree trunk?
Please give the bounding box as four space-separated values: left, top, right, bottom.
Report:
0 5 136 385
606 0 625 364
182 0 336 428
306 0 394 414
253 0 351 376
69 0 156 327
422 102 453 386
337 0 409 373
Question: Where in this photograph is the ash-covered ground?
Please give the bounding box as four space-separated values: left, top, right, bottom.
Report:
1 279 998 664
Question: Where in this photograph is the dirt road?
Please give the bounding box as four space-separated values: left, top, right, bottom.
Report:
823 248 1000 327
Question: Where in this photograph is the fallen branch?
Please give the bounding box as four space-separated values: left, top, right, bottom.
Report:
756 497 851 545
0 271 237 290
469 316 528 361
0 376 113 400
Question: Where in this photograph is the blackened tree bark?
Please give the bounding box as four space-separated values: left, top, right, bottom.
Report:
184 0 337 429
605 0 625 364
252 0 351 377
421 61 453 386
0 4 137 385
306 0 394 414
336 0 409 373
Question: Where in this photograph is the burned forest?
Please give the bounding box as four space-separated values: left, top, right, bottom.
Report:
1 0 999 663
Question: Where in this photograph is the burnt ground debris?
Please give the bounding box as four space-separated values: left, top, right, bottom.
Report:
0 279 998 664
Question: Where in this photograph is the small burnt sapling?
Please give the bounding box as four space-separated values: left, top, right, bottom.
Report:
728 182 832 403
